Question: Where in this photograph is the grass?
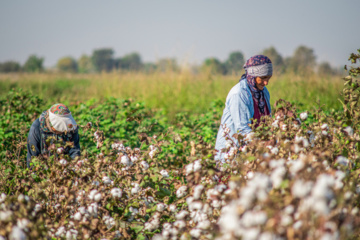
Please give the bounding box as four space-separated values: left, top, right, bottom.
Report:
0 71 344 119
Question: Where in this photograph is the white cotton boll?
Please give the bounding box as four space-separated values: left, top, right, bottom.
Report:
225 140 232 149
270 147 279 155
281 124 287 131
169 204 177 212
110 188 122 198
321 123 329 130
243 227 260 240
59 159 67 165
294 144 301 153
174 220 186 229
197 220 211 230
284 205 294 215
57 147 64 154
130 156 139 162
300 112 308 121
290 159 304 174
176 186 187 198
176 210 189 220
73 212 82 221
211 200 222 208
78 206 85 214
157 203 165 212
55 226 66 238
281 214 293 226
149 150 157 159
270 166 286 188
293 123 300 130
186 196 194 205
241 145 248 153
129 207 139 215
241 211 267 228
193 160 202 172
272 120 279 128
293 221 303 230
87 203 98 217
185 163 194 175
121 155 133 167
160 170 169 178
336 156 349 166
292 180 313 198
189 201 203 212
206 189 220 200
193 185 204 200
247 171 254 179
9 226 26 240
0 193 6 203
189 228 202 238
259 232 277 240
322 130 328 136
140 161 149 170
16 219 29 230
245 132 255 141
343 126 354 136
302 139 310 148
131 183 141 195
102 176 112 185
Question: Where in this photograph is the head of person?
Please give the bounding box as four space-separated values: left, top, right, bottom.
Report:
47 103 77 134
243 55 273 91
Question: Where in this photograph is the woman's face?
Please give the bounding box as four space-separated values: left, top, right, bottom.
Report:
255 75 272 90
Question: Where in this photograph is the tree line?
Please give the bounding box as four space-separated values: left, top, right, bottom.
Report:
0 45 342 76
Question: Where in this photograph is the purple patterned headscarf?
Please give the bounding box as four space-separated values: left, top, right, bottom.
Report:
240 55 272 114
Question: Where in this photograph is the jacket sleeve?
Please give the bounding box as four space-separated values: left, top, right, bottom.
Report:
228 91 253 136
69 129 81 159
27 119 42 168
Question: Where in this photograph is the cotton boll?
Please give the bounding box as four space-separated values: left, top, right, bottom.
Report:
176 210 189 220
270 147 279 155
121 155 133 167
225 140 232 149
300 112 308 121
193 160 202 172
141 161 149 170
110 188 122 198
160 170 169 178
130 156 139 162
102 176 112 185
343 126 354 136
270 166 286 188
131 183 141 195
59 159 67 165
290 159 304 174
193 185 204 200
73 212 82 221
335 156 349 166
292 180 313 198
189 228 202 238
211 200 222 208
0 193 6 203
169 204 177 212
57 147 64 154
272 120 279 128
174 220 186 229
197 220 211 229
176 186 187 198
157 203 165 212
321 123 329 130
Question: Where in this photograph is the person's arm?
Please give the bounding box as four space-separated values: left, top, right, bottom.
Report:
27 119 42 168
69 129 81 159
228 91 253 136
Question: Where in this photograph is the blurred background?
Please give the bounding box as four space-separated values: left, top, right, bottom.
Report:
0 0 359 118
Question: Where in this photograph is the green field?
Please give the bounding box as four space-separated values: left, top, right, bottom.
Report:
0 72 343 119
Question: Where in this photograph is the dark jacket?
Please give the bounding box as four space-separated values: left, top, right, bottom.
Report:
26 118 80 168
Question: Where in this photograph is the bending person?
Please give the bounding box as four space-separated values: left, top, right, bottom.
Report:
27 103 80 168
215 55 273 162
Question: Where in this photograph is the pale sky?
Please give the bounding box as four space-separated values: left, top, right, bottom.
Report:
0 0 359 67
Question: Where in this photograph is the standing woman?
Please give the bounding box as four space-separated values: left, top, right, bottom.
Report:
215 55 273 162
27 103 81 168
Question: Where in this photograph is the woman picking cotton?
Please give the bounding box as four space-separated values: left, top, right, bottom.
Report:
27 103 80 168
215 55 273 162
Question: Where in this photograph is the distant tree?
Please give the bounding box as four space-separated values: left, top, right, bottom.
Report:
202 58 225 75
156 58 178 72
57 56 78 73
143 62 157 73
24 55 44 72
117 52 143 71
224 51 245 75
92 48 114 72
262 46 284 73
0 61 21 73
78 55 94 73
318 62 334 76
289 45 316 74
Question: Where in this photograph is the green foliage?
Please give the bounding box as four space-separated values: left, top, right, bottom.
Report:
224 51 245 75
288 45 316 74
23 55 44 73
202 57 225 75
116 52 143 71
78 54 94 73
318 61 335 76
262 46 285 73
92 48 114 72
57 56 78 73
0 61 21 73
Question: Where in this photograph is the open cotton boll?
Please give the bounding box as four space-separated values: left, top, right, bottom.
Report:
156 203 165 212
189 228 202 238
169 204 177 212
59 159 67 165
176 210 189 220
176 186 187 198
174 220 186 229
102 176 112 185
292 180 313 198
140 161 149 170
335 156 349 166
343 126 354 136
321 123 329 130
0 193 6 203
121 155 133 167
160 170 169 178
193 185 204 200
110 188 122 198
300 112 308 121
131 183 141 195
73 212 82 221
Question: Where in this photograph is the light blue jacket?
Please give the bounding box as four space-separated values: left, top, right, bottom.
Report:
214 80 271 161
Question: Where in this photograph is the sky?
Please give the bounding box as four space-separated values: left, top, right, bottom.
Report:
0 0 359 68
